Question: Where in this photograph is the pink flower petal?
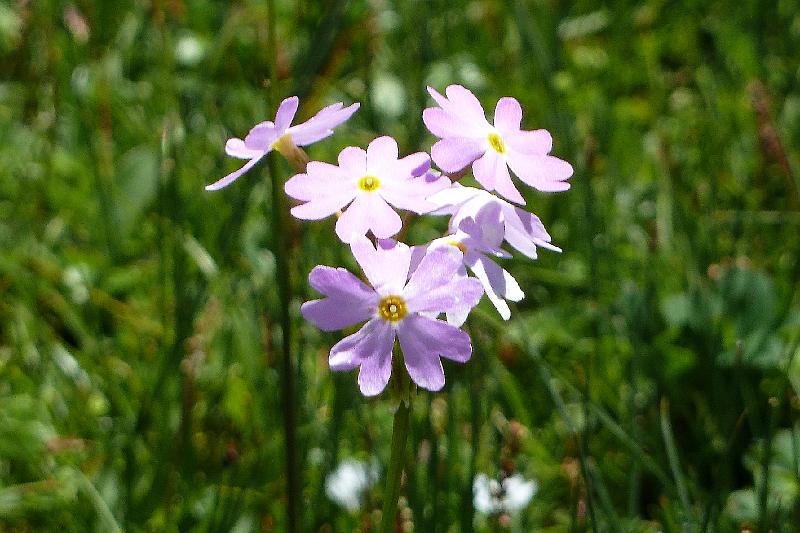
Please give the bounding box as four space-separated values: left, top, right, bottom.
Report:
501 204 560 259
426 85 490 136
225 138 263 159
423 107 476 138
472 151 525 204
362 194 403 240
398 315 472 391
337 146 368 175
308 265 376 302
284 161 352 201
426 86 450 110
427 184 482 213
335 194 371 243
394 152 430 177
328 318 395 376
350 237 411 295
355 329 395 396
301 296 366 332
493 97 522 133
366 136 399 174
466 254 524 320
288 191 354 220
404 248 476 313
457 202 505 250
335 193 402 243
301 267 375 330
274 96 299 133
431 137 486 173
244 121 277 150
506 153 573 192
289 102 359 146
491 162 526 205
379 173 450 213
444 84 489 126
205 154 265 191
505 129 553 155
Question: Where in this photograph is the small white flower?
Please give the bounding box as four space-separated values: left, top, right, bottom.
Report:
473 473 538 515
324 459 379 512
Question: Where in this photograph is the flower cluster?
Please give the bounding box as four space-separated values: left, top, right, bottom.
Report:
209 85 571 396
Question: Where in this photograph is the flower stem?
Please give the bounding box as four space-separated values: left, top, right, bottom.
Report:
381 398 411 533
269 152 299 532
264 0 299 530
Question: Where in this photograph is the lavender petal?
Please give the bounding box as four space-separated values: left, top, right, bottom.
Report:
493 97 522 133
350 236 411 295
205 154 265 191
274 96 299 133
431 137 485 173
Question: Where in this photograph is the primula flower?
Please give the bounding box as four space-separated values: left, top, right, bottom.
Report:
420 203 523 322
423 84 573 204
285 136 449 243
206 96 359 191
430 185 560 260
301 237 483 395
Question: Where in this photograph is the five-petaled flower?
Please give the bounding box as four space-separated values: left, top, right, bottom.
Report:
423 84 573 204
420 202 524 322
206 96 359 191
285 136 449 243
429 184 561 261
301 237 483 395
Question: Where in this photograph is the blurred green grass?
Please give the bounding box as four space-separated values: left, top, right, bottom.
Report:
1 0 800 531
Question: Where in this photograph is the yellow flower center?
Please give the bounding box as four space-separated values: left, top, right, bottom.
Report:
358 175 381 192
448 240 467 254
378 295 407 323
271 133 293 152
487 132 506 154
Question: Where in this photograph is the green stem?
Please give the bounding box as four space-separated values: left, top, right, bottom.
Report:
267 151 299 533
381 399 411 533
265 0 299 530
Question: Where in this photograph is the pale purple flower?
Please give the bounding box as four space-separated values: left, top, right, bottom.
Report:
421 202 524 322
429 184 560 260
423 84 573 204
301 237 483 395
285 136 450 243
206 96 359 191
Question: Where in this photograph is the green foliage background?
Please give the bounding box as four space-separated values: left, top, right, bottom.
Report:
1 0 800 531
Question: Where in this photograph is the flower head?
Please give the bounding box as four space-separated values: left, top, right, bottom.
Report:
285 136 450 243
301 237 483 395
429 184 560 261
206 96 359 191
423 84 573 204
421 202 524 322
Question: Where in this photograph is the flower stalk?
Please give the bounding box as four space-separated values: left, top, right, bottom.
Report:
381 356 413 533
267 150 300 532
